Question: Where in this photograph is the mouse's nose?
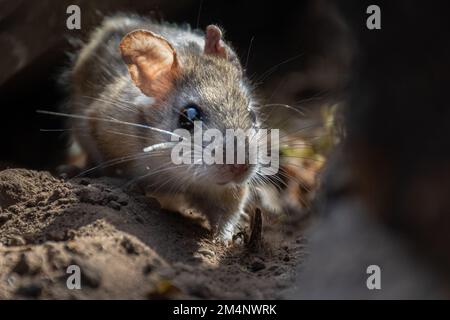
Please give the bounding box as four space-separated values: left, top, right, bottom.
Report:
228 164 249 175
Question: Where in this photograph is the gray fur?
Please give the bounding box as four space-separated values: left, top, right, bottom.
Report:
65 15 258 240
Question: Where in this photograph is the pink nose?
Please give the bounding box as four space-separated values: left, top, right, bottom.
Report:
228 164 249 175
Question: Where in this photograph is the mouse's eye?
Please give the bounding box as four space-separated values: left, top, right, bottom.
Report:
179 104 203 130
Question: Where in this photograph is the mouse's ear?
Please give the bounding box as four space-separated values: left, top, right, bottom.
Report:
204 25 242 72
204 25 228 59
120 30 179 97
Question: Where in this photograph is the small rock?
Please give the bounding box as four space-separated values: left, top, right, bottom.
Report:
0 212 12 225
7 235 26 246
7 205 20 214
47 230 68 241
108 201 121 210
250 258 266 272
198 248 215 258
121 237 139 255
274 267 285 276
76 186 102 204
142 264 154 275
47 190 61 203
140 196 161 210
268 265 279 272
12 253 40 275
16 283 43 298
106 193 119 202
79 179 90 186
56 165 81 180
117 194 129 206
65 241 80 253
56 198 72 205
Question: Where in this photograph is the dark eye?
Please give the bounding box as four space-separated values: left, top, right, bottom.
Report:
179 104 203 130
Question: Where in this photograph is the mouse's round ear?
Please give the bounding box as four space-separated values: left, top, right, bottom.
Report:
204 25 228 59
204 25 242 73
120 30 179 98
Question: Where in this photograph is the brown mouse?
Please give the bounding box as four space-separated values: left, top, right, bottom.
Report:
62 15 264 241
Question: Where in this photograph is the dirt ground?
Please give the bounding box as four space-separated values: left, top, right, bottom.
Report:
0 169 307 299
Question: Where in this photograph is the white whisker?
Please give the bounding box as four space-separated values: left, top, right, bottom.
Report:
37 110 183 140
143 142 177 153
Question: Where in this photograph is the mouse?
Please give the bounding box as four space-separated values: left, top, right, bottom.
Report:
62 15 262 242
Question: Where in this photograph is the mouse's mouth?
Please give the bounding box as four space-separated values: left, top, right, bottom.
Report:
214 164 253 185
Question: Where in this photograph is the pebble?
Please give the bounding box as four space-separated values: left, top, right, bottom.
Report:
250 258 266 272
16 283 43 298
198 248 215 258
0 213 12 225
7 235 26 246
121 237 139 255
108 200 121 211
12 254 38 275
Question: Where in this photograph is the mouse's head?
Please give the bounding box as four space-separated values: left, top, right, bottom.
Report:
120 25 260 187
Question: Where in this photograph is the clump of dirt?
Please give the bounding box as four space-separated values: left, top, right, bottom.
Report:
0 169 306 299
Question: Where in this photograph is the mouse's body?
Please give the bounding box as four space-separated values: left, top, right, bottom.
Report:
64 15 259 241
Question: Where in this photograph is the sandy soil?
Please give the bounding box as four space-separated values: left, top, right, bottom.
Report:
0 169 306 299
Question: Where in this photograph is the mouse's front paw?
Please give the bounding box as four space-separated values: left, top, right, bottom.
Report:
211 227 232 246
208 209 244 247
212 225 245 247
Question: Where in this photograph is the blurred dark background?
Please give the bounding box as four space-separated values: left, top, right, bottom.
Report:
305 0 450 297
341 0 450 273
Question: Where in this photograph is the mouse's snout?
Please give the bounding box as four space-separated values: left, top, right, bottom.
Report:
228 163 249 176
213 163 252 185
